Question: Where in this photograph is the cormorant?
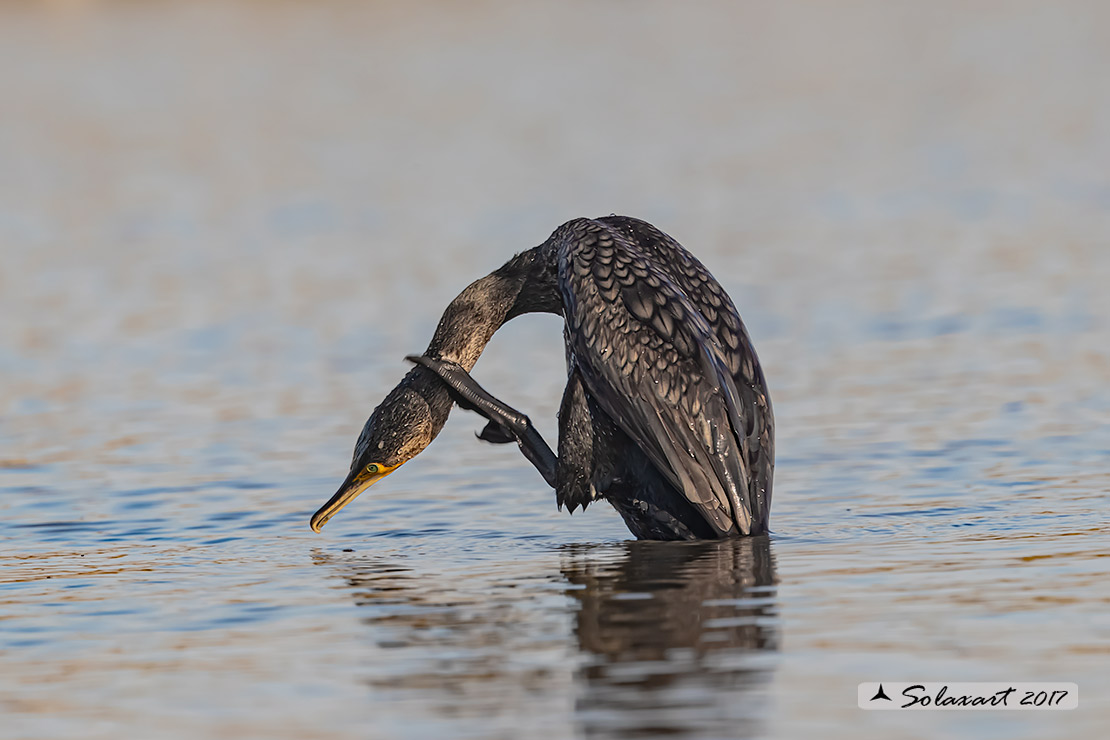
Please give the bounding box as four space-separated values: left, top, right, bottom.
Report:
310 216 774 540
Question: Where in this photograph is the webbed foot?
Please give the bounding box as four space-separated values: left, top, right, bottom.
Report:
405 354 558 487
405 355 529 440
477 420 517 444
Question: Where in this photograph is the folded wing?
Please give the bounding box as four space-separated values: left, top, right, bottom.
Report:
555 219 767 535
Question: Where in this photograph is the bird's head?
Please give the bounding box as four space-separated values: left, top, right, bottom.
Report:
310 383 437 533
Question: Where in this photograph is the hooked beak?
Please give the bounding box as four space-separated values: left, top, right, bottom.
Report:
310 463 400 533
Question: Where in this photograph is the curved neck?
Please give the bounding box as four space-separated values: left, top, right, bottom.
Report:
424 245 559 370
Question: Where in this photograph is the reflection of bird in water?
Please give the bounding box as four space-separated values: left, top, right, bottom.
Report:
565 537 778 660
313 536 778 738
311 216 774 540
564 536 778 738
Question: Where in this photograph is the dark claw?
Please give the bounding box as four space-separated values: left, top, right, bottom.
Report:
406 354 480 413
405 354 529 435
406 353 558 488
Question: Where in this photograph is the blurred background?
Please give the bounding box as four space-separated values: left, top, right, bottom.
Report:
2 2 1108 739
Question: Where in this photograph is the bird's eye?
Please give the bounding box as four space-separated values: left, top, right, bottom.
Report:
365 463 380 474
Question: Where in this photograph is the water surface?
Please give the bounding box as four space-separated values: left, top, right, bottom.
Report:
2 2 1109 738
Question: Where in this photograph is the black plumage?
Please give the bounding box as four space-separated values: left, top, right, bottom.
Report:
312 216 774 541
549 217 774 537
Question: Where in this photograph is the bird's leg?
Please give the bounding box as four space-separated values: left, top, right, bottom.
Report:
405 355 558 488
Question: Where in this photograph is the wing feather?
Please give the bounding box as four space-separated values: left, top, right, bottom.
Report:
554 218 762 535
598 216 774 530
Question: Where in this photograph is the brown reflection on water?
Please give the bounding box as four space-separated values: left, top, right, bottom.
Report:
316 537 777 739
565 537 778 739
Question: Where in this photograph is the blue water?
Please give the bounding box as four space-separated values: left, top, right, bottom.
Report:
3 2 1109 739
